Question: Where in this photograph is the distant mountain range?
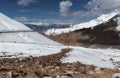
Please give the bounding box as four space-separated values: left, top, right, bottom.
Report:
25 23 71 32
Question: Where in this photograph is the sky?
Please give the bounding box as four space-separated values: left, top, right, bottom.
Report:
0 0 120 24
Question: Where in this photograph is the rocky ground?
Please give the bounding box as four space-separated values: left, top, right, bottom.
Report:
0 48 119 78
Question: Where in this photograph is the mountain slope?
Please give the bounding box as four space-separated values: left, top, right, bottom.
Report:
45 12 119 35
0 13 63 57
46 12 120 47
48 18 120 46
1 12 120 69
0 13 31 31
0 13 61 45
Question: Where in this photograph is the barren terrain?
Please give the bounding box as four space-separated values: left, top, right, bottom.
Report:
0 48 119 78
46 17 120 49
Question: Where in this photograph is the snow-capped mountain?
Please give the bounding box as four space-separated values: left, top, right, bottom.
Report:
25 23 71 32
1 12 120 69
45 12 120 35
0 13 31 32
25 22 73 26
47 12 120 46
43 11 120 69
0 13 62 45
25 22 50 26
0 12 63 57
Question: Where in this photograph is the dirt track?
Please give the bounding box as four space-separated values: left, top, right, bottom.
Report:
0 48 119 78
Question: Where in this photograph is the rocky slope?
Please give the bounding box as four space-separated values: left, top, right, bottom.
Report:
47 13 120 48
0 48 119 78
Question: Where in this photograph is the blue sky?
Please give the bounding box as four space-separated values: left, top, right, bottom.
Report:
0 0 120 24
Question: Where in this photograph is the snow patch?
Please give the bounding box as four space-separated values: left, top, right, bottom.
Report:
116 17 120 31
62 46 120 69
0 42 65 57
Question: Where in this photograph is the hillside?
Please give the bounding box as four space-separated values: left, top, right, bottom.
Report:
0 13 63 57
1 12 120 78
45 12 119 35
46 12 120 49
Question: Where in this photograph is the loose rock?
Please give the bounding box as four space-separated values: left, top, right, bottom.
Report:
112 73 120 78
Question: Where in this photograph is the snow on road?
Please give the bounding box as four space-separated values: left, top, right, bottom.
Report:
1 41 120 69
0 42 65 57
62 46 120 69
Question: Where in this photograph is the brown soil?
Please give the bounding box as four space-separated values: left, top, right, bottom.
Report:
46 17 120 49
0 48 119 78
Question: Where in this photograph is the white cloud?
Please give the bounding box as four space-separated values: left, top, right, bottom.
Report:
71 0 120 23
14 17 37 24
72 10 102 19
18 9 31 12
59 0 73 16
87 0 120 12
16 0 120 24
17 0 37 6
14 17 78 24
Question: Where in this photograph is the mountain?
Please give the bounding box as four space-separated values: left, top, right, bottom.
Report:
25 23 71 32
0 13 63 57
45 12 120 47
45 12 119 35
25 22 50 26
0 13 62 45
1 12 120 70
0 13 31 32
42 11 120 69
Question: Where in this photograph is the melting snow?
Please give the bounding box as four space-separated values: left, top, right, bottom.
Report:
62 46 120 69
0 42 65 57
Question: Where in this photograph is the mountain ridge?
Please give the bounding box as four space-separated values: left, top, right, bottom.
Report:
47 12 120 48
45 11 120 36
